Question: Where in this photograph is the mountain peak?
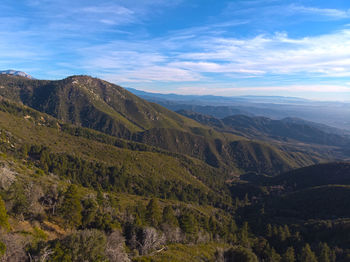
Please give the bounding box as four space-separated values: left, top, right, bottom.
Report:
0 69 35 79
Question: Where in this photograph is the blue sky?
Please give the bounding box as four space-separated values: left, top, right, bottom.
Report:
1 0 350 100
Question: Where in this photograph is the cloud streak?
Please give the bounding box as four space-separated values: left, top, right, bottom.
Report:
288 5 350 19
78 29 350 84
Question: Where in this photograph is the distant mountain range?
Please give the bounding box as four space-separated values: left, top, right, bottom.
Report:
178 110 350 145
0 69 35 79
127 87 350 131
126 88 310 105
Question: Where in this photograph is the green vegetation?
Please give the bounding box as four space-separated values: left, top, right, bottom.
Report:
0 74 349 261
0 196 10 231
0 75 319 175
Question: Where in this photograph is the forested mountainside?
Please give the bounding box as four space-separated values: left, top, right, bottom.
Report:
0 74 349 261
0 75 321 175
178 110 350 161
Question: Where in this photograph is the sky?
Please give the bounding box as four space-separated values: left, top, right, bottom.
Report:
1 0 350 101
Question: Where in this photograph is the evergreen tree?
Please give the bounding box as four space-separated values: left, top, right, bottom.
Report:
81 198 98 228
282 247 295 262
266 224 273 238
0 196 10 231
60 185 82 228
145 198 161 227
209 216 217 232
234 197 240 210
9 182 29 218
135 201 147 226
96 188 104 206
224 246 258 262
179 213 198 234
244 193 249 205
278 226 286 242
283 225 291 238
330 249 336 262
229 219 238 233
268 247 281 262
162 206 178 226
318 242 331 262
239 222 250 247
300 244 317 262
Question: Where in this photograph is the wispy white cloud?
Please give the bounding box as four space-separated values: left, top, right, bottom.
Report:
288 4 350 19
71 27 350 87
172 30 350 78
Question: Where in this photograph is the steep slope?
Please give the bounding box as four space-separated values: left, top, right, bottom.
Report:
257 162 350 221
266 162 350 190
0 75 208 137
0 98 230 204
0 137 237 262
237 162 350 219
265 185 350 219
0 75 320 175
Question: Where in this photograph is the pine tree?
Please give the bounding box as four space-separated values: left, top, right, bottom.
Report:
282 247 295 262
318 242 331 262
135 201 147 225
179 213 198 234
81 198 98 228
145 198 161 227
268 247 281 262
239 222 250 247
283 225 291 238
229 219 238 233
278 226 286 242
209 216 217 232
60 185 82 228
224 246 258 262
300 244 317 262
0 196 10 231
244 193 249 205
266 224 273 238
162 206 178 227
96 188 104 206
234 197 240 210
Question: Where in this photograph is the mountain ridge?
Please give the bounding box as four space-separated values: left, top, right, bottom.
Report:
0 74 320 175
0 69 35 79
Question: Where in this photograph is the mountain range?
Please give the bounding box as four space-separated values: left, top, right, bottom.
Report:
0 74 323 175
127 87 350 131
0 72 349 261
